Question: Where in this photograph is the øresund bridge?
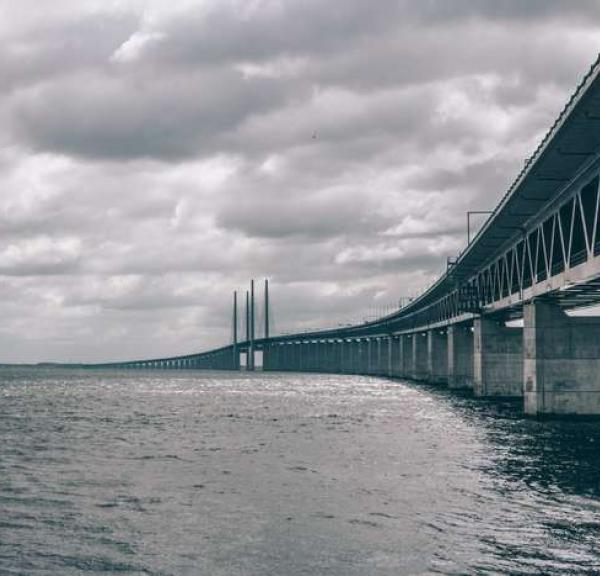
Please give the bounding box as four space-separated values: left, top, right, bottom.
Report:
89 56 600 418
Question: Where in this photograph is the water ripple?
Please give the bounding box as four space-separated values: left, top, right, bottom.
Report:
1 368 600 574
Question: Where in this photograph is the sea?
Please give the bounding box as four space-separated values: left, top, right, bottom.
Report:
1 368 600 575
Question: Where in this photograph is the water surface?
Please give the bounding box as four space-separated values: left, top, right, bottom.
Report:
1 368 600 575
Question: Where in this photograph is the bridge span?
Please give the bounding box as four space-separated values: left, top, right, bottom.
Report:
97 56 600 418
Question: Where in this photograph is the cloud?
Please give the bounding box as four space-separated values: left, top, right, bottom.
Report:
0 1 598 361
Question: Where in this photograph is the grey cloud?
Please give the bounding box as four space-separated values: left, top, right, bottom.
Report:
407 0 600 24
136 0 404 67
10 67 289 160
0 13 136 92
0 1 598 361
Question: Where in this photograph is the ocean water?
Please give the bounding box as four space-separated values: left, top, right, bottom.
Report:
1 368 600 575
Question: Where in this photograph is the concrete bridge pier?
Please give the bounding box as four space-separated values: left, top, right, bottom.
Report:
323 341 333 372
304 342 312 371
316 341 324 371
352 339 361 374
304 341 312 371
310 342 318 371
373 338 380 375
376 338 384 376
337 340 345 373
339 340 347 373
524 300 600 417
319 341 327 372
298 342 305 371
343 339 351 373
330 340 339 373
396 335 405 378
388 336 398 377
402 334 413 378
474 317 523 397
387 337 395 377
413 332 428 381
366 339 373 375
357 339 364 374
355 339 364 374
447 324 474 389
427 329 447 384
341 339 349 373
312 341 319 371
340 340 347 373
275 344 283 370
287 343 296 371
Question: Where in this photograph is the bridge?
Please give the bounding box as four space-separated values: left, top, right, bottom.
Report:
93 56 600 418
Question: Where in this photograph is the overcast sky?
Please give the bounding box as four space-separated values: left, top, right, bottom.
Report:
1 1 600 363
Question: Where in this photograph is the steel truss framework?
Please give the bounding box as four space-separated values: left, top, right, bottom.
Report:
427 170 600 327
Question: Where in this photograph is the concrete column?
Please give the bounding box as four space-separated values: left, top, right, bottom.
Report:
395 336 404 377
427 329 447 384
349 340 357 374
292 343 298 371
401 334 412 378
355 340 363 374
412 332 428 380
352 340 359 374
303 342 310 371
320 342 327 372
316 342 323 372
524 300 600 416
298 342 304 371
327 341 333 372
474 317 522 397
447 324 474 389
323 341 329 372
317 341 323 372
332 341 339 373
387 337 394 377
372 338 378 375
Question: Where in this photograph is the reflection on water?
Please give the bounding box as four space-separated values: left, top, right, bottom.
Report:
1 368 600 575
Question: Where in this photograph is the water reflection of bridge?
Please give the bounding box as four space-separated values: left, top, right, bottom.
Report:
98 57 600 418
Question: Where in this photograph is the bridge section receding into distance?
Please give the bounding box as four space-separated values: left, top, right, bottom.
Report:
92 56 600 418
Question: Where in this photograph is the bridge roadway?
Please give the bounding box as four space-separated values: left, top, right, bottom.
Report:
98 56 600 417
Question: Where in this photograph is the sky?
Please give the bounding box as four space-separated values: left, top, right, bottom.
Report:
1 0 600 363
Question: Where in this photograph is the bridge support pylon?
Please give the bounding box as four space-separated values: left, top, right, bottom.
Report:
474 317 522 397
524 300 600 417
412 332 428 381
427 329 447 384
447 324 474 389
401 334 412 378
